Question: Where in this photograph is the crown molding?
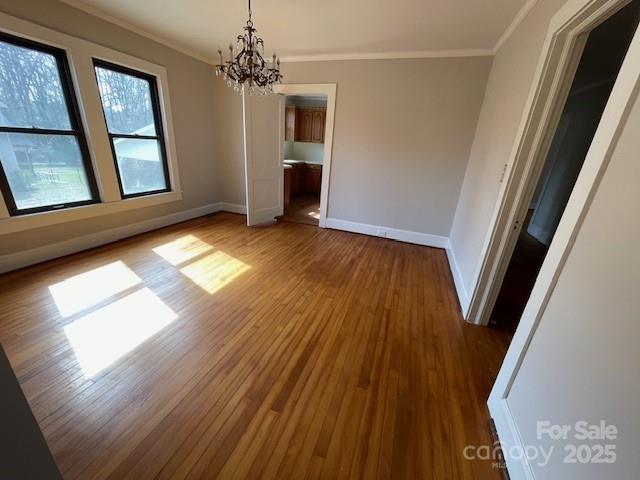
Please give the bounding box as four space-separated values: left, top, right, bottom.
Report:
59 0 216 64
492 0 540 54
60 0 540 65
279 49 494 63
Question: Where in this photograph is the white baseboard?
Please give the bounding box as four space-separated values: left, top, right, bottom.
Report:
0 202 247 274
445 246 470 316
323 217 474 314
216 202 247 214
325 217 449 249
325 218 470 311
488 398 534 480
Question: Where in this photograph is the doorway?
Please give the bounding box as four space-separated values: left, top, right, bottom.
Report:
280 95 327 226
488 0 640 333
242 83 336 227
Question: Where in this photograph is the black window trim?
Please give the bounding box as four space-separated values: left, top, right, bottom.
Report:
0 31 100 216
93 59 171 200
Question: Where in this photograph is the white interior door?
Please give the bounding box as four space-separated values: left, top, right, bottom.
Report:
242 92 284 226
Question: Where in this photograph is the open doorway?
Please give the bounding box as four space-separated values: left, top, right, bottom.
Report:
243 83 335 227
280 95 327 226
489 0 640 333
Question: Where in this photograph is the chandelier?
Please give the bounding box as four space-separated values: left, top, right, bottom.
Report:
215 0 283 95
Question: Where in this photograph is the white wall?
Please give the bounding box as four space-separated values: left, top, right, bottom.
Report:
505 77 640 480
448 0 571 307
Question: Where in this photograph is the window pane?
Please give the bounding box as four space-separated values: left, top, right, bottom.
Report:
94 66 156 135
112 138 166 195
0 133 93 210
0 40 72 130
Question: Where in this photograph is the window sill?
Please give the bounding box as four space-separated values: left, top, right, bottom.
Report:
0 190 182 236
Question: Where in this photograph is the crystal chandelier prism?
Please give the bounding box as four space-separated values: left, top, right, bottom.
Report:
215 0 283 95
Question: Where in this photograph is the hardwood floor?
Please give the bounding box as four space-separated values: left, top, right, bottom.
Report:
280 195 320 226
0 213 511 479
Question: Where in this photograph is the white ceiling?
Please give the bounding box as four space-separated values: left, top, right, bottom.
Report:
62 0 531 63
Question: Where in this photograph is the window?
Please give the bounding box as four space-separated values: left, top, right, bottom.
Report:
0 32 98 215
0 15 182 233
94 60 170 198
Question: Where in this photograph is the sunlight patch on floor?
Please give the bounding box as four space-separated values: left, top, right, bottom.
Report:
63 288 177 378
49 261 141 317
180 251 250 295
152 234 213 266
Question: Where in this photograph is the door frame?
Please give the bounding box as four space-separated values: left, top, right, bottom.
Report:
485 0 640 478
273 83 337 228
466 0 633 326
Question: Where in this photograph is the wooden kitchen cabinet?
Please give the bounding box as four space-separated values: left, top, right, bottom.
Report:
283 166 291 208
297 109 314 142
285 106 297 141
303 163 322 195
289 163 304 197
284 162 322 201
288 107 326 143
311 110 325 143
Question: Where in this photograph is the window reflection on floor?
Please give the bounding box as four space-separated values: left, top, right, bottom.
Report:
180 251 250 295
63 288 177 378
49 261 141 317
152 234 213 266
52 234 250 377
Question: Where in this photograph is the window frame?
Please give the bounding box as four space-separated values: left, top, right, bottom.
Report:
0 31 100 216
0 11 183 236
93 59 171 199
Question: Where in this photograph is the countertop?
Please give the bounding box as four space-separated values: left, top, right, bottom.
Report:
284 159 323 166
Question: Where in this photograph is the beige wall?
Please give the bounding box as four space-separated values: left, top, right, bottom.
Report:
218 57 493 236
0 0 555 267
283 58 492 235
448 0 570 299
211 78 245 206
0 0 220 254
0 2 492 259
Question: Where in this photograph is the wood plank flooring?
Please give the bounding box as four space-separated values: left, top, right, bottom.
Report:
0 213 511 479
280 195 321 226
